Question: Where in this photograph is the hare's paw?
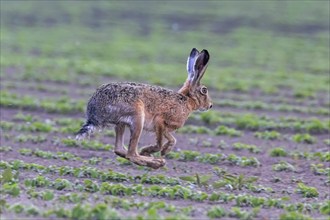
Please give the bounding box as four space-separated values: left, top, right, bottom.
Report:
114 149 127 158
140 145 160 156
147 158 166 169
161 145 173 156
128 155 166 169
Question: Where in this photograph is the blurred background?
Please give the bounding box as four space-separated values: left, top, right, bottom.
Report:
1 0 329 96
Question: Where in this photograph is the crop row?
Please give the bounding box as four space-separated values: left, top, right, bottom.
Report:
2 118 327 146
4 199 328 220
196 111 329 134
1 92 329 134
2 170 329 219
3 76 329 116
214 99 330 116
0 160 180 186
0 91 84 114
2 158 327 199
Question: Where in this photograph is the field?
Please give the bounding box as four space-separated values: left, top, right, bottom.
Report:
0 1 329 219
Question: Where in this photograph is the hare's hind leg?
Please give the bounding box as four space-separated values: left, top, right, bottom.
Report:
114 123 127 158
161 132 176 156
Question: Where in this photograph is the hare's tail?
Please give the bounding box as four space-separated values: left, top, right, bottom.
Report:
75 120 96 140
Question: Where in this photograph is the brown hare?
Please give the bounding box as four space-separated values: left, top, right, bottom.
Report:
76 48 212 169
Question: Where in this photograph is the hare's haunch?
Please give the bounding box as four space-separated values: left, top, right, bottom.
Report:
76 48 212 169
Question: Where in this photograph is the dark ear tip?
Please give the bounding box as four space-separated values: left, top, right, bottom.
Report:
190 48 199 56
201 49 209 55
201 49 210 62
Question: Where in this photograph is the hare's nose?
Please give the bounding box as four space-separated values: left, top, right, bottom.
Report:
209 104 213 109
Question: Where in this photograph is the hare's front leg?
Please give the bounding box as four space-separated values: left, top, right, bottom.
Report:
161 132 176 156
126 112 166 169
114 123 127 158
140 125 164 156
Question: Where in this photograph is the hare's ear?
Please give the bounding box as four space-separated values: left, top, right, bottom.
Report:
186 48 199 81
191 49 210 86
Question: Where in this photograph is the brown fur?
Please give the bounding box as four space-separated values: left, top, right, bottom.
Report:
76 48 212 169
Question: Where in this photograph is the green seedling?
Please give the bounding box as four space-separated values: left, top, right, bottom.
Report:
200 111 221 124
207 206 226 218
18 121 53 133
0 121 14 130
0 146 12 152
292 133 316 144
1 182 20 196
15 134 47 143
179 173 212 187
273 161 296 172
52 178 73 190
24 175 50 188
116 157 132 166
214 125 242 137
177 125 211 134
227 154 261 167
213 172 258 191
254 131 281 140
310 164 330 176
295 183 319 198
233 143 261 153
324 139 330 146
0 167 18 183
269 147 288 157
319 200 330 215
280 211 312 220
198 153 223 164
229 207 260 220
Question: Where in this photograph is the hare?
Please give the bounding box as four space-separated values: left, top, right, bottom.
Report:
76 48 212 169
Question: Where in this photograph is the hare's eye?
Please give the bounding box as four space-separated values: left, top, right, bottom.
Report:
200 87 208 95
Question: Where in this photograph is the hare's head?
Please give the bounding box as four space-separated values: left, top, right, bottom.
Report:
179 48 212 111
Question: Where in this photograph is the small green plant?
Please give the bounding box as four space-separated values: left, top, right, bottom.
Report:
232 143 261 153
207 206 226 218
13 112 35 122
227 154 261 167
280 211 312 220
198 153 223 164
319 200 330 215
273 161 296 172
52 178 73 190
177 125 211 134
254 131 281 140
200 111 221 124
292 133 316 144
235 114 260 130
15 134 47 143
0 121 14 130
229 207 260 220
214 125 242 137
24 175 50 188
19 121 53 132
116 157 132 166
42 190 55 201
310 163 330 175
180 174 212 187
1 182 20 196
295 183 319 198
83 179 99 193
269 147 288 157
0 146 12 152
213 172 258 191
180 150 201 161
324 139 330 146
